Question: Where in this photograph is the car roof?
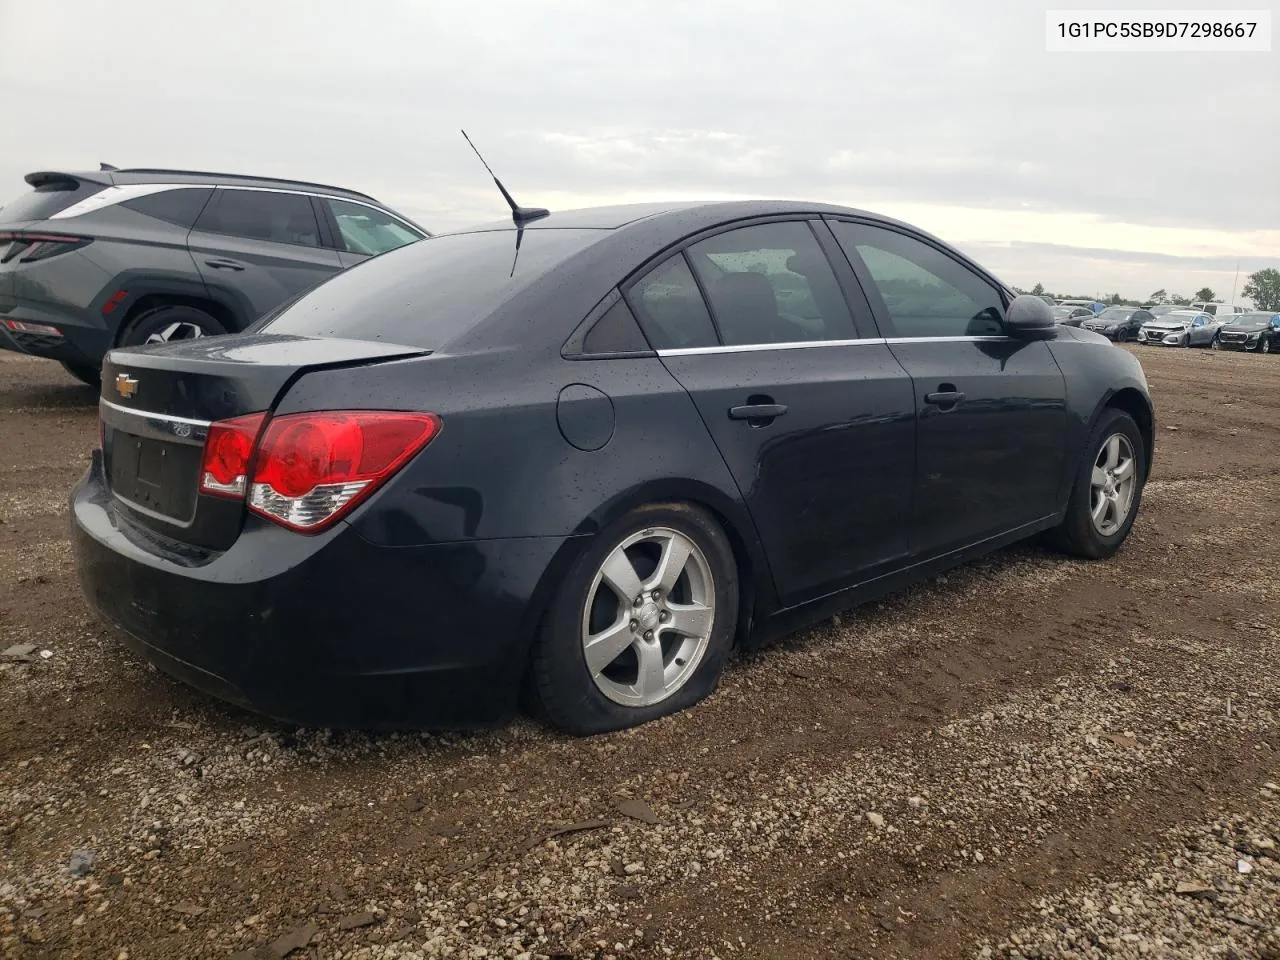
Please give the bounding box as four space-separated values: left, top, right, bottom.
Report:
445 199 1001 271
411 199 1018 353
25 167 381 205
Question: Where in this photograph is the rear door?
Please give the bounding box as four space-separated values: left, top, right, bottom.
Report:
187 188 342 321
625 218 917 608
827 219 1067 560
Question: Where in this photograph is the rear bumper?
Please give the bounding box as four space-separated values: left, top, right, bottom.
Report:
0 298 112 365
70 453 577 729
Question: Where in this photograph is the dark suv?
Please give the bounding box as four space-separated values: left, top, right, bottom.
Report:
0 166 428 385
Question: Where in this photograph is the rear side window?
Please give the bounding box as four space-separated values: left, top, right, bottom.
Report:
626 254 719 350
685 221 856 346
121 187 213 228
581 298 652 355
194 189 321 247
325 198 422 256
0 180 105 222
262 227 604 349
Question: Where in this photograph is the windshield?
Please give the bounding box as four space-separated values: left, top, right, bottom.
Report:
1229 314 1271 327
260 227 606 348
1053 306 1075 317
1097 308 1133 320
1148 304 1181 315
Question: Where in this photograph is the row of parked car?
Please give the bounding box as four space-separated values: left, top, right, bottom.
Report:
1049 299 1278 353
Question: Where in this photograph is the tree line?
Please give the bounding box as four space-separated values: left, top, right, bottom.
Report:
1011 268 1280 312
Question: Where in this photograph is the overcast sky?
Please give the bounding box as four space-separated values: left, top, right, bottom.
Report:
1 0 1276 301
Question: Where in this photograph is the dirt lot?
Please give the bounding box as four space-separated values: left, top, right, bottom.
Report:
0 345 1277 960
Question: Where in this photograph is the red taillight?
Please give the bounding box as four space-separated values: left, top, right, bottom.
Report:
198 413 267 498
197 410 441 532
0 232 90 263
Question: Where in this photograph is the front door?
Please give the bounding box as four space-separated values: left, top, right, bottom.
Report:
625 220 918 607
828 219 1068 559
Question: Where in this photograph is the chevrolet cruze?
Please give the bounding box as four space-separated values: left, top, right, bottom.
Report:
71 200 1155 734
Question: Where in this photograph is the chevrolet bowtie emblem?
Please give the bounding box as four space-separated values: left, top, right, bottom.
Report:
114 373 139 399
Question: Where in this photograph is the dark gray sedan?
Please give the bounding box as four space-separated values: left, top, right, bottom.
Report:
1081 307 1152 342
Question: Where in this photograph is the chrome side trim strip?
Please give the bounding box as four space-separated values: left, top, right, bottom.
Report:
657 337 885 357
655 334 1012 357
883 335 1011 344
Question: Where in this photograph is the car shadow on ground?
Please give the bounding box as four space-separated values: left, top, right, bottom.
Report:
0 381 98 411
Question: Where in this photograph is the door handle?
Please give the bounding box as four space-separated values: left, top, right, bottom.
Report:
204 258 245 271
924 388 965 407
728 403 788 422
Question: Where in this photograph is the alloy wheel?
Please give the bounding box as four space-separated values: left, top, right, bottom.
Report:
145 322 207 345
581 527 715 707
1263 339 1272 355
1090 434 1138 537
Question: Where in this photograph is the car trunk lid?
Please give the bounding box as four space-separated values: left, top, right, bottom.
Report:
100 333 430 551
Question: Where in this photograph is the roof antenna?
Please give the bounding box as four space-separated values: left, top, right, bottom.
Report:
99 162 118 171
460 129 549 225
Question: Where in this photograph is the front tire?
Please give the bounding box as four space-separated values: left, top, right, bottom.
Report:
529 502 739 735
119 304 227 348
1047 408 1146 560
1261 338 1272 355
60 361 101 388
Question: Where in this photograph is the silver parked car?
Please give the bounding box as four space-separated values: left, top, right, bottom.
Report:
1138 310 1225 347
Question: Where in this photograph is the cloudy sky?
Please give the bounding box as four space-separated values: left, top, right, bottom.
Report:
1 0 1276 301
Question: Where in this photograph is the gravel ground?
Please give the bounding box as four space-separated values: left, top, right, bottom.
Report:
0 344 1277 960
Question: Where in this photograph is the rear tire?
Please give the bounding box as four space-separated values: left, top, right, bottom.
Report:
1047 408 1146 560
60 361 101 388
529 502 738 735
119 304 226 348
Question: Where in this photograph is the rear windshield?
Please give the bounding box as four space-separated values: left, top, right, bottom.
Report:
0 180 105 223
259 227 606 347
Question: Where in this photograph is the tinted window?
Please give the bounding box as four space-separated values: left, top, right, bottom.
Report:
685 221 855 346
195 189 321 247
0 181 105 222
627 254 718 350
262 227 602 348
326 198 422 256
830 222 1005 338
581 298 652 355
121 187 213 228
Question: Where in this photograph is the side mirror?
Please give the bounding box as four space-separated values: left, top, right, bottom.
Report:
1005 294 1055 332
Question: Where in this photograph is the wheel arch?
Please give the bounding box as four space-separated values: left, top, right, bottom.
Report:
1095 387 1155 479
107 272 255 346
515 479 773 684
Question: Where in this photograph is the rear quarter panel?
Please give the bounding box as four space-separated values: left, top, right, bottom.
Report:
274 349 759 546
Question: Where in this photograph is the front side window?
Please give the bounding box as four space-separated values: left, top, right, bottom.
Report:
829 221 1005 338
685 221 855 346
326 198 422 256
195 189 321 247
626 254 718 350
